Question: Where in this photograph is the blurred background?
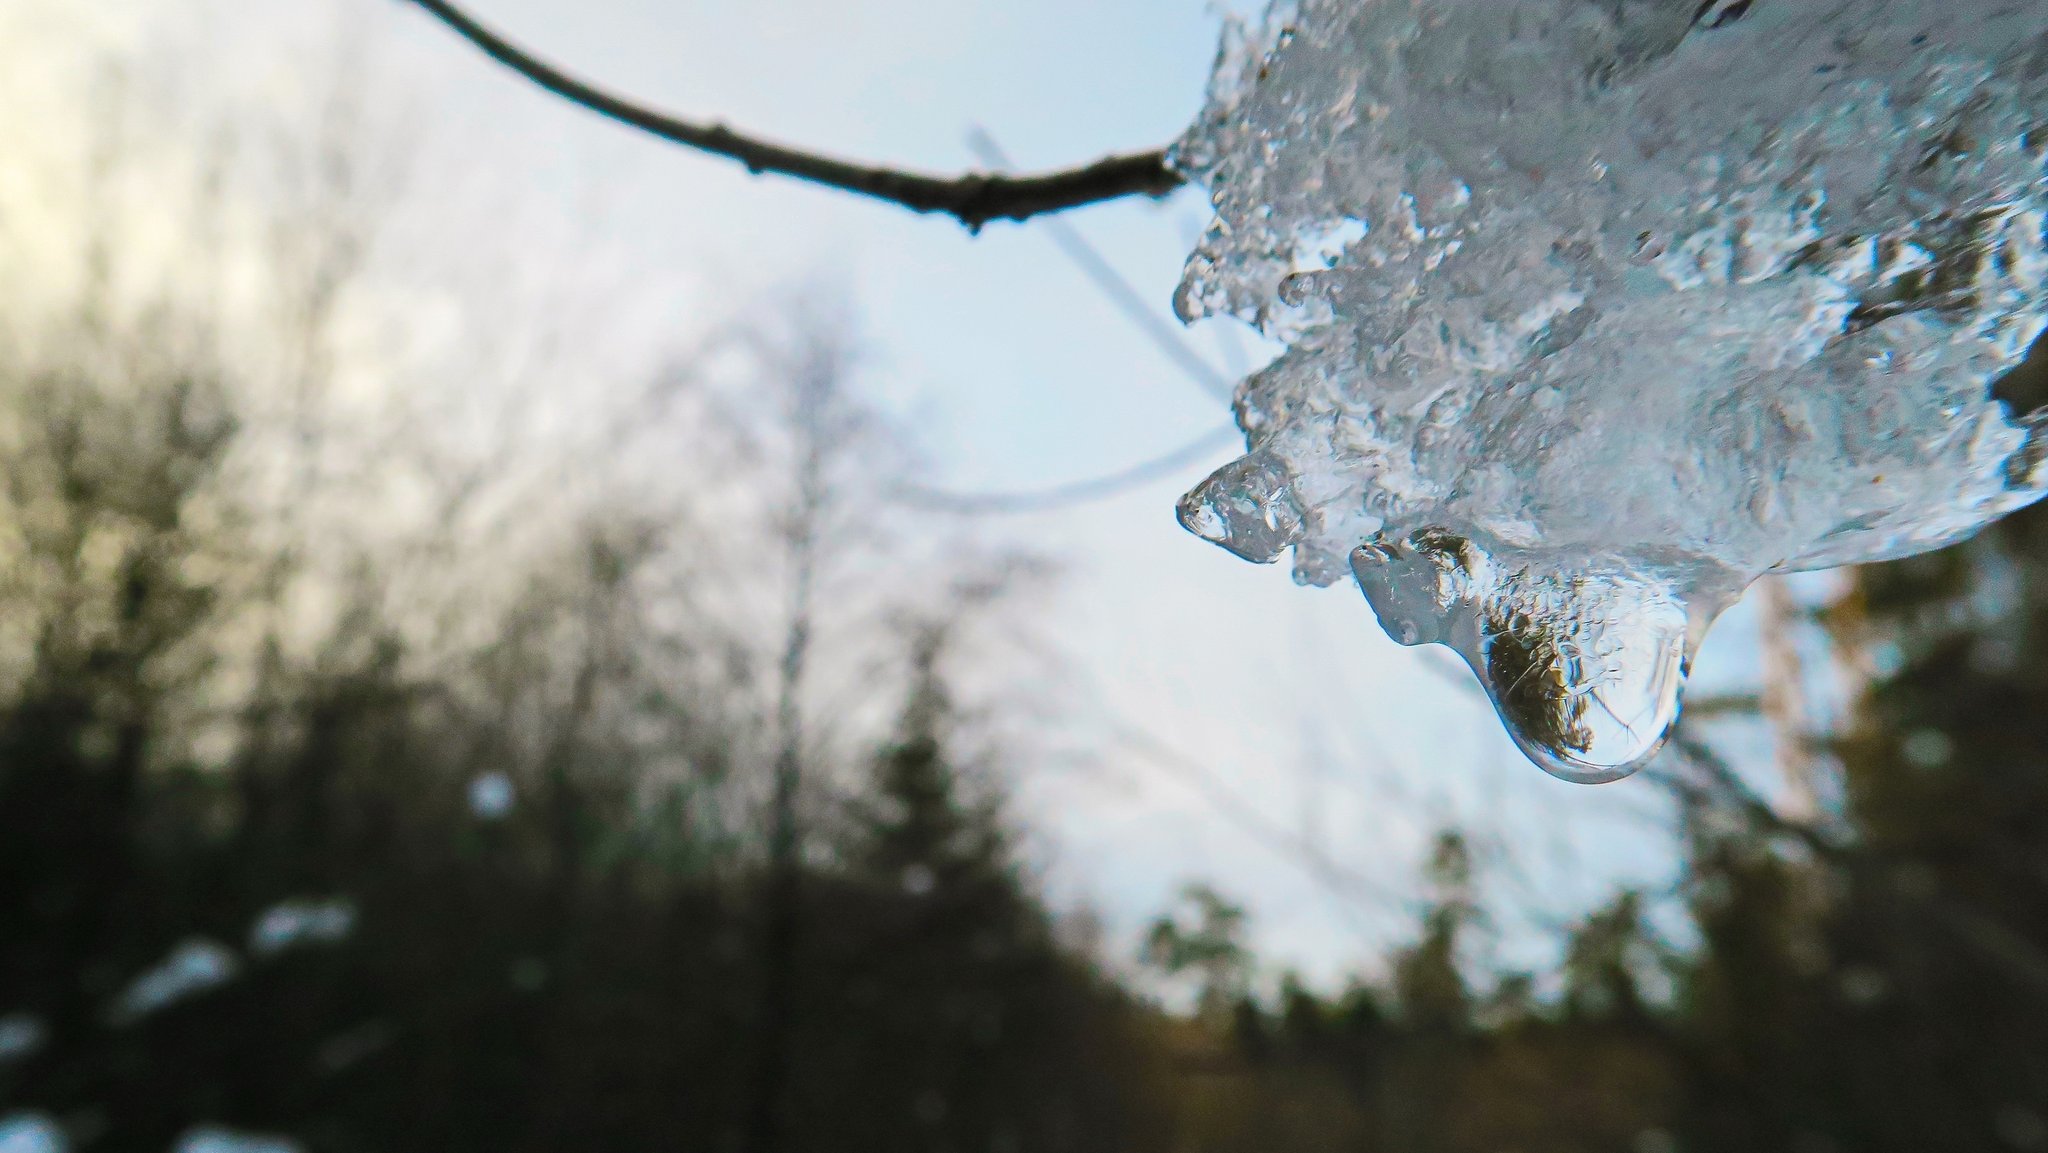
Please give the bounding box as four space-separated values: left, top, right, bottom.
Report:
0 0 2042 1150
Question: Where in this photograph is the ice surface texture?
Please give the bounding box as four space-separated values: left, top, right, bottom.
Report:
1173 0 2048 782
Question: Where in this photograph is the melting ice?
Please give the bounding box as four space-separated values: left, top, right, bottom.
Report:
1173 0 2048 781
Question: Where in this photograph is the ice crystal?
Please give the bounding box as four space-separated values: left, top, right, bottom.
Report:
1175 0 2048 781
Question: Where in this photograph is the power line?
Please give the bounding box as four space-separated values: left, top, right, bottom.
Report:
885 130 1242 517
967 127 1235 403
893 425 1238 515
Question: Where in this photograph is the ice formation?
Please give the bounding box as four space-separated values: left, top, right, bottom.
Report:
1173 0 2048 782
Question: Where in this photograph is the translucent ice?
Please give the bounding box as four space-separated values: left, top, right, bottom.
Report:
1173 0 2048 782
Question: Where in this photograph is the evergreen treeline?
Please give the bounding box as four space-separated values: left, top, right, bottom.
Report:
3 27 2047 1141
0 303 1183 1152
10 329 2048 1153
7 306 2048 1153
1110 512 2048 1153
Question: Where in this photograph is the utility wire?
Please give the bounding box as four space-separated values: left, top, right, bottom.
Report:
967 128 1235 403
894 425 1237 515
889 129 1244 517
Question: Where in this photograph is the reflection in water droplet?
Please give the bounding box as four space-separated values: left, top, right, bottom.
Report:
1353 531 1717 783
1474 588 1689 784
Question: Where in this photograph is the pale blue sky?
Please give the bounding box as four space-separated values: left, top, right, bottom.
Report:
403 0 1764 984
10 0 1789 987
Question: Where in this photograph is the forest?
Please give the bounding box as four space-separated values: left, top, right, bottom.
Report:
3 2 2047 1152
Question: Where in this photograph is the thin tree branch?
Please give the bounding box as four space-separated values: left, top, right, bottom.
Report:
968 127 1232 399
402 0 1188 230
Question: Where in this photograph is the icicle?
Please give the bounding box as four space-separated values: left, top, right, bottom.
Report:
1175 0 2048 780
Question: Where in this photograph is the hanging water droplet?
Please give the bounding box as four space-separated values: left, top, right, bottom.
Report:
1468 579 1692 784
1352 531 1714 783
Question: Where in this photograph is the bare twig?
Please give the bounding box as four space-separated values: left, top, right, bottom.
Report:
402 0 1187 230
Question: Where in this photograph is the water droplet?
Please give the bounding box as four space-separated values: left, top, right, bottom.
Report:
1354 532 1707 783
1471 582 1691 784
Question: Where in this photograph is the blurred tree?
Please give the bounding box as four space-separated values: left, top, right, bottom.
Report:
0 196 1192 1150
1656 501 2048 1152
17 5 2048 1153
768 614 1172 1153
1143 884 1253 1024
